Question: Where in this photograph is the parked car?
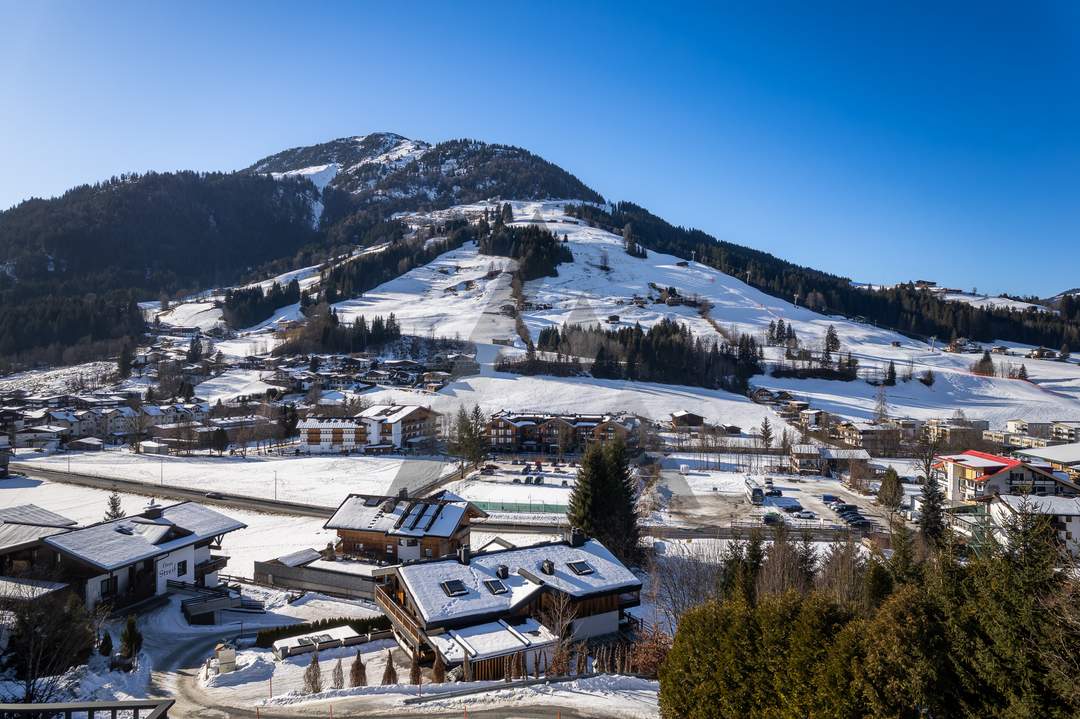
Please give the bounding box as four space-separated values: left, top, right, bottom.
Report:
766 488 783 497
795 510 816 520
822 494 839 503
763 513 783 525
782 503 803 514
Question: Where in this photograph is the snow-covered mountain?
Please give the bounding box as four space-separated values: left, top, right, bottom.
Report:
247 133 603 212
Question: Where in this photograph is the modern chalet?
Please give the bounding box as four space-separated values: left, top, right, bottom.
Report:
323 492 485 563
375 530 641 678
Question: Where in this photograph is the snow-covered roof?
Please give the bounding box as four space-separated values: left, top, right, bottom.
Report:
324 495 470 538
45 502 246 572
274 548 322 567
397 539 641 627
356 404 428 424
0 504 77 527
937 451 1013 469
0 523 71 553
1015 443 1080 467
994 494 1080 516
427 617 557 664
819 448 871 460
0 575 69 601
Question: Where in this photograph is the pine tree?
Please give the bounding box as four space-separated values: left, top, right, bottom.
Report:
603 439 641 564
409 651 421 685
120 614 142 660
825 324 841 353
918 474 947 545
877 467 903 510
331 657 344 689
567 442 605 538
884 360 897 386
117 342 133 379
920 368 936 387
1018 363 1028 380
303 652 323 694
104 491 126 521
381 650 398 685
760 417 773 449
99 631 113 656
349 650 366 687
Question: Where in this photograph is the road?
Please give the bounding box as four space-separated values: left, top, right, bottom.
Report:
10 461 470 519
149 629 598 719
10 462 337 517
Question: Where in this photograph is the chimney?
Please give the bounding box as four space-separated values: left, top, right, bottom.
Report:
397 488 409 499
569 527 586 548
496 564 509 579
457 545 471 565
541 559 555 575
144 500 163 519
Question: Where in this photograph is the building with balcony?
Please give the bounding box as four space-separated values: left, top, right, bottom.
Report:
323 493 484 563
934 450 1077 504
298 404 437 454
375 531 641 676
485 411 639 454
43 501 245 611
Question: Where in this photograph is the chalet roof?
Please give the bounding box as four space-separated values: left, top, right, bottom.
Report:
324 494 473 538
396 539 641 626
819 448 871 460
0 523 71 553
1015 443 1080 467
0 504 77 527
994 494 1080 516
45 502 245 572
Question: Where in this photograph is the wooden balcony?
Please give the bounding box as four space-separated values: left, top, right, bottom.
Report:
374 584 425 648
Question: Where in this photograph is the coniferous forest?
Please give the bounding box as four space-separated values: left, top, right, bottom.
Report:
501 318 762 392
658 511 1080 718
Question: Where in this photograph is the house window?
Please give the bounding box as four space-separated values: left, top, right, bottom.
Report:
177 560 188 577
386 544 394 554
100 576 117 598
425 548 433 558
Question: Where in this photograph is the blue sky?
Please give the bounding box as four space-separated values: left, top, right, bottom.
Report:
2 2 1078 296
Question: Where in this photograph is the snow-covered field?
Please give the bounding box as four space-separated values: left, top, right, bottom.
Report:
0 476 336 577
195 368 277 401
11 450 456 508
332 242 517 343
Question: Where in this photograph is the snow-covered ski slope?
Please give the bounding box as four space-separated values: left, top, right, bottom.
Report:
354 200 1080 426
162 198 1079 426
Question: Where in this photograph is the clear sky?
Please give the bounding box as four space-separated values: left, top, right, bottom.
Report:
2 2 1078 296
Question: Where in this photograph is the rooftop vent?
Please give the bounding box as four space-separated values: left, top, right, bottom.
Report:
541 559 555 575
114 525 133 535
143 501 163 520
496 564 509 579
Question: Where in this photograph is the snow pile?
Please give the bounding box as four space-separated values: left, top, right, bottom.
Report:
428 675 660 718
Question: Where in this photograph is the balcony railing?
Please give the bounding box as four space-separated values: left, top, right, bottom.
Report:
194 555 228 578
374 585 425 647
0 699 173 719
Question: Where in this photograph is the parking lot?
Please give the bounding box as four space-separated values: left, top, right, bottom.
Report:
659 468 887 532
